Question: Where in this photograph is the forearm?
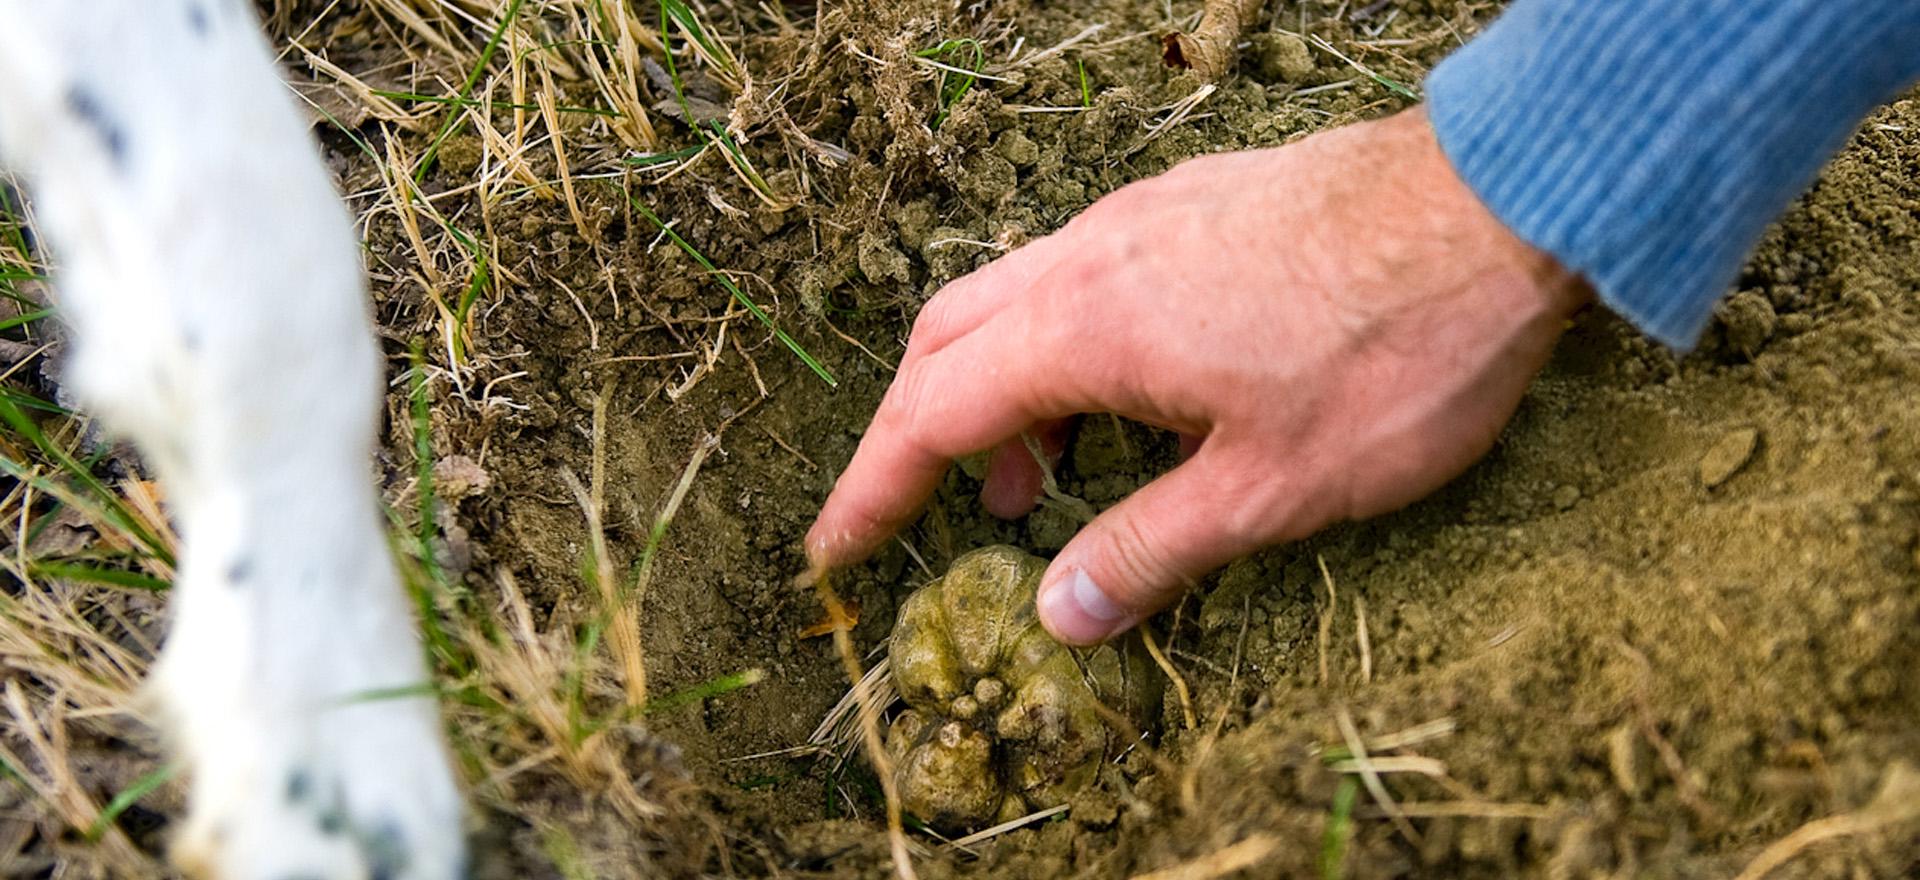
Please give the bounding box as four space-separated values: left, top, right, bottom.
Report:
1426 0 1920 348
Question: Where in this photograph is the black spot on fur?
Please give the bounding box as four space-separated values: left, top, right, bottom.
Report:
227 557 252 585
317 778 349 835
186 3 210 35
63 86 128 169
284 768 312 804
360 820 410 880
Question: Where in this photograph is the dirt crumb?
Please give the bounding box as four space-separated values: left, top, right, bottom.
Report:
1700 427 1761 488
1251 32 1317 83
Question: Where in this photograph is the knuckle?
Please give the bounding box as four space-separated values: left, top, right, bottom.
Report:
1069 181 1149 233
1176 149 1237 177
1040 254 1111 306
1218 467 1298 548
1101 513 1181 609
1219 498 1277 551
1082 187 1145 227
836 490 895 537
877 363 944 446
908 294 955 344
1062 252 1111 289
1009 278 1080 364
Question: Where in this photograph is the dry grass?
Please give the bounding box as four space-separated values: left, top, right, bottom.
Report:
0 0 797 872
0 183 178 876
802 565 919 880
1128 833 1281 880
1733 762 1920 880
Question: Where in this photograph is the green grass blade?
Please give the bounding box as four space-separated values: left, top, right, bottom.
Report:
28 561 170 593
703 122 782 204
1370 73 1419 101
616 185 837 387
573 666 765 740
1320 776 1360 880
372 89 618 118
85 762 180 842
655 0 698 124
442 226 492 364
916 38 985 129
403 342 467 677
0 396 172 565
415 0 529 183
622 144 706 168
0 181 34 259
0 307 53 332
565 614 606 745
339 682 440 704
640 667 764 715
0 388 72 417
308 102 380 164
654 1 778 203
659 0 739 80
317 93 490 366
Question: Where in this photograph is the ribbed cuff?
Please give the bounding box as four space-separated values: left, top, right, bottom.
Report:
1426 1 1920 349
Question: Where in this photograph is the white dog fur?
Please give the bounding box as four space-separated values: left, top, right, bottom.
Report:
0 2 465 877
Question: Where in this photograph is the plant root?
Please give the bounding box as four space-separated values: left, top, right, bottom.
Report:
1163 0 1268 81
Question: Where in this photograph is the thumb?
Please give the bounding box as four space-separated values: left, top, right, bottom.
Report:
1037 454 1280 645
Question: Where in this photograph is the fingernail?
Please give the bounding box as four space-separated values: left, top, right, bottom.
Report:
1038 567 1128 644
802 530 831 567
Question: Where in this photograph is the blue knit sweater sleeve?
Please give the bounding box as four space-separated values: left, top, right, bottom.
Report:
1425 1 1920 349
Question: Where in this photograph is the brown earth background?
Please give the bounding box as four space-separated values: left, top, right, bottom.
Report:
1 0 1918 878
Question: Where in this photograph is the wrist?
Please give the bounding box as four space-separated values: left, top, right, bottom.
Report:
1402 105 1592 323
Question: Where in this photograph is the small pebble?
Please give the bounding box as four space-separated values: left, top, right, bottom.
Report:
1700 427 1761 488
1069 787 1120 829
1251 33 1316 82
994 130 1040 168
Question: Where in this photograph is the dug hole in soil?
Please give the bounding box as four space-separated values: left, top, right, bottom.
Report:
298 1 1920 877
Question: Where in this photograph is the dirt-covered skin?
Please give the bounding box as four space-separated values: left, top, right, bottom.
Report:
264 0 1920 876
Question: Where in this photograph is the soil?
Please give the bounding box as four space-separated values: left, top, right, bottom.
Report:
97 0 1920 877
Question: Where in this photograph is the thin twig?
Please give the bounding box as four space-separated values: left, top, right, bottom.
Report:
1355 594 1372 685
1733 763 1920 880
1335 707 1422 847
803 566 918 880
1140 626 1196 731
1358 800 1553 821
945 804 1070 850
1316 554 1337 686
1129 833 1281 880
560 387 646 707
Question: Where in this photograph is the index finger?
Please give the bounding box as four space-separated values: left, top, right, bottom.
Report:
805 308 1076 567
899 230 1072 364
803 234 1078 566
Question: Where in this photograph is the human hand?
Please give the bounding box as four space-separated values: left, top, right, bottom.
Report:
806 107 1588 645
